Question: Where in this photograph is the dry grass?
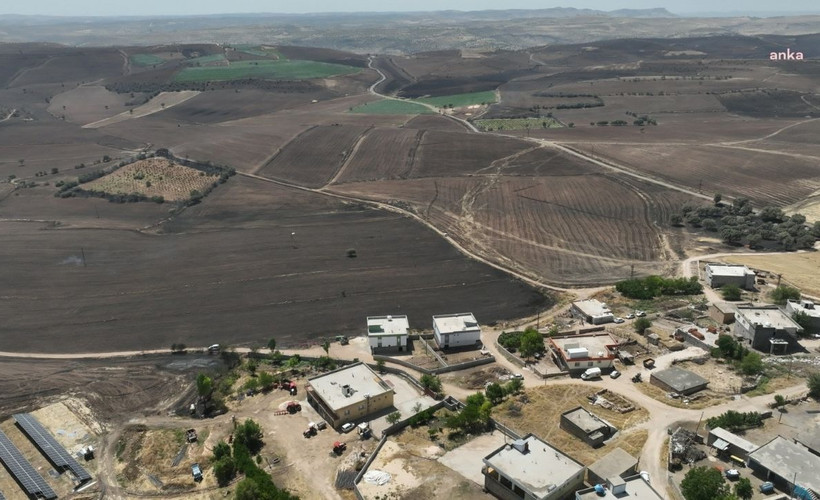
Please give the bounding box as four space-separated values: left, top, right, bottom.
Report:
84 158 218 201
722 253 820 298
635 381 729 410
494 384 649 465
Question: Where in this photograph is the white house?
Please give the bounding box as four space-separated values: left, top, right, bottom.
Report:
570 299 614 325
785 299 820 333
432 313 481 349
367 315 410 352
705 264 755 290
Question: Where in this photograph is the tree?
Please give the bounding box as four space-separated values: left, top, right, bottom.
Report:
734 477 753 500
386 411 402 425
258 371 275 391
702 219 718 232
196 374 213 398
267 338 277 351
234 419 265 455
670 214 684 226
792 310 813 331
243 377 260 394
773 394 786 409
485 383 505 405
322 340 330 356
213 440 232 461
680 466 730 500
634 317 652 334
376 359 386 374
713 193 722 205
721 284 742 301
519 328 545 359
808 372 820 398
446 392 492 434
771 286 800 305
739 352 763 375
420 374 442 393
234 478 262 500
505 378 524 396
213 456 236 487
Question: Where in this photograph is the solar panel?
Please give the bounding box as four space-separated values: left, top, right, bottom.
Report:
13 413 92 483
0 429 57 500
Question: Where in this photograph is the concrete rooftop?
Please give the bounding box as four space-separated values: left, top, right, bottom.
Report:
307 362 392 412
573 299 612 318
588 448 638 480
706 264 754 277
748 436 820 493
551 333 618 360
433 312 480 334
483 434 584 499
367 315 409 337
737 306 802 330
651 366 708 393
576 474 663 499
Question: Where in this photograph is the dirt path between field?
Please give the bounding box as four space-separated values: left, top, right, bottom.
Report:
118 49 132 76
83 91 200 129
0 108 15 122
720 117 820 145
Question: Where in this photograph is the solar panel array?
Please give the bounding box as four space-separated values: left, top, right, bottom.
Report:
0 429 57 500
14 413 92 483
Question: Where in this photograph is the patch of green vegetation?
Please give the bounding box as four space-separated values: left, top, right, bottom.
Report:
130 54 166 67
174 59 359 82
115 439 126 462
185 54 227 65
474 117 563 131
415 90 497 108
616 275 702 300
349 99 433 115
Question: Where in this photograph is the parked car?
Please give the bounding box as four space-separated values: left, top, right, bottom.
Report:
725 469 740 480
636 310 646 317
614 317 625 324
626 313 635 319
610 370 622 379
760 482 774 493
340 422 356 433
511 373 524 380
191 463 203 482
581 367 602 380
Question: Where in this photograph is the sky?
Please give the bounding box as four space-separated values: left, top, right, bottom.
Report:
1 0 817 17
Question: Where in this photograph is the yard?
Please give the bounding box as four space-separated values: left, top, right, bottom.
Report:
493 384 649 465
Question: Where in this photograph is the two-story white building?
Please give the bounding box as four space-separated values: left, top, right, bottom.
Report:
432 313 481 349
366 315 410 352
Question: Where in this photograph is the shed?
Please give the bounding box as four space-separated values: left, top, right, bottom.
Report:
587 448 639 485
649 366 708 395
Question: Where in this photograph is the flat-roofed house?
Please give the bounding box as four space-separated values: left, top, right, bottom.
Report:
734 305 803 352
305 362 394 429
367 315 410 352
432 313 481 349
570 299 614 325
482 434 586 500
705 264 755 290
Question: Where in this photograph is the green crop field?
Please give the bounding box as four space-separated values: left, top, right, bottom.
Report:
130 54 166 67
415 90 497 108
185 54 227 65
349 99 433 115
173 60 359 82
474 117 563 131
234 45 281 58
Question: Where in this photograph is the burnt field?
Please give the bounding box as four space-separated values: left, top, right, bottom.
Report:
0 176 547 353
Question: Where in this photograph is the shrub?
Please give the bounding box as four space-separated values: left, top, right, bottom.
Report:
721 284 742 301
771 286 800 305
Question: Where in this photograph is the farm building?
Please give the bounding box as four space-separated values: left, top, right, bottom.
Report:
748 436 820 497
734 305 803 352
707 427 758 462
560 406 618 448
482 433 586 500
367 315 409 352
704 264 755 290
548 333 618 373
575 474 663 500
649 366 708 395
785 299 820 333
305 362 394 429
708 302 738 324
432 312 481 349
569 299 614 325
586 448 638 485
675 324 720 350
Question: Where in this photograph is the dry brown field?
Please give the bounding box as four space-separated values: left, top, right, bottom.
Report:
722 253 820 298
333 127 422 183
260 124 370 187
46 85 132 124
403 114 470 132
83 158 218 201
573 143 820 206
0 176 546 353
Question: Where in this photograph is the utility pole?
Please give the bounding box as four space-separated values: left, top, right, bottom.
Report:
695 411 704 435
630 264 635 279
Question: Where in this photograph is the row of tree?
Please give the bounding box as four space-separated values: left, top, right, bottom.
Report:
615 275 703 300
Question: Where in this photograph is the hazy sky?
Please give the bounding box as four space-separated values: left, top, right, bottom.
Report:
2 0 817 17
